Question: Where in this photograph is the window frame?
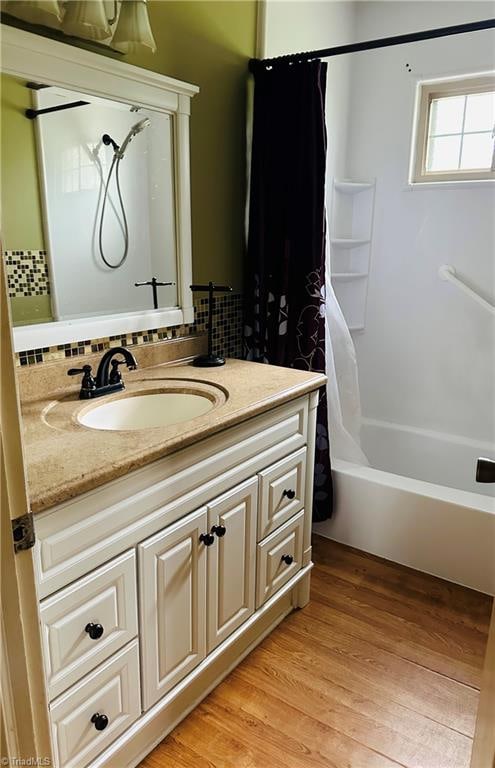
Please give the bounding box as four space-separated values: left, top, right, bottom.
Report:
411 74 495 184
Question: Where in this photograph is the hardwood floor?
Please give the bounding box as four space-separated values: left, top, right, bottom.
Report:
140 535 493 768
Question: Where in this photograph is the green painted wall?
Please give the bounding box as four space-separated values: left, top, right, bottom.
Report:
129 1 256 290
10 295 52 325
1 73 51 324
1 73 45 248
1 0 257 324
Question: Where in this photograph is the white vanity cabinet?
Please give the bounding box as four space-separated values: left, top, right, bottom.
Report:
33 391 319 768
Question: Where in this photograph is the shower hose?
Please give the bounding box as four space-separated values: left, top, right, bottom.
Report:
98 153 129 270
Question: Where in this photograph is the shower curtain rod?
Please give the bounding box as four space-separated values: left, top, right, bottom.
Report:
248 18 495 72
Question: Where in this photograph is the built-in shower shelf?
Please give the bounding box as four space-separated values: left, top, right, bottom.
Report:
330 177 376 333
334 181 374 194
330 238 371 249
331 272 369 281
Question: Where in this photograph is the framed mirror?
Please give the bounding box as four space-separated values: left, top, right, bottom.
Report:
1 25 198 352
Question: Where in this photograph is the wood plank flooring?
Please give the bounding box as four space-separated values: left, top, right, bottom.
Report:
140 535 493 768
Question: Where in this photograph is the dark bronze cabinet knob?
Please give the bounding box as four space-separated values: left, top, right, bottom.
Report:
281 554 294 565
91 713 108 731
283 489 296 500
211 525 226 537
199 532 215 546
85 623 104 640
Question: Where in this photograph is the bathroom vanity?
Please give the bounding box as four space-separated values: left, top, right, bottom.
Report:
19 357 324 768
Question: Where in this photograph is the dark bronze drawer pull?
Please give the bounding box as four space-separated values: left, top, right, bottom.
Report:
281 554 294 565
85 623 104 640
211 525 226 537
282 489 296 500
91 713 108 731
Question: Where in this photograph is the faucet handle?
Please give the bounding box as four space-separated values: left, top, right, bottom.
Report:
109 358 127 385
67 364 96 398
68 364 93 377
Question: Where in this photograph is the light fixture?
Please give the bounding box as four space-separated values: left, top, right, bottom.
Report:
5 0 62 28
3 0 157 53
62 0 111 41
112 0 156 54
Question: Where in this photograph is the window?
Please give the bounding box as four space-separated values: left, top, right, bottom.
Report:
411 75 495 183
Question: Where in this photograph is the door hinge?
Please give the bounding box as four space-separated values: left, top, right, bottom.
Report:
11 513 35 553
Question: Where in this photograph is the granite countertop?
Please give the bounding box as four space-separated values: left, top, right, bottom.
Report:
21 358 326 513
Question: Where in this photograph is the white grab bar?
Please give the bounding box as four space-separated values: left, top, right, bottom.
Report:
438 265 495 316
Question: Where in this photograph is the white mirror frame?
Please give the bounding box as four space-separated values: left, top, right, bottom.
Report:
1 25 199 352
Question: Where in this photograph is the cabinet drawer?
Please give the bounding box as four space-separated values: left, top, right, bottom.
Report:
40 550 138 700
50 640 141 768
258 447 306 540
256 510 304 608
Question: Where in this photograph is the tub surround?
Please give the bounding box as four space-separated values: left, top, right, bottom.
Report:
19 353 325 513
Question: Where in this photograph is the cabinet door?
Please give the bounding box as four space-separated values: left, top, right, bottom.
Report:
207 477 258 653
138 507 207 710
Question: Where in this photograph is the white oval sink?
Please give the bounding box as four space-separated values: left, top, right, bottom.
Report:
78 392 215 431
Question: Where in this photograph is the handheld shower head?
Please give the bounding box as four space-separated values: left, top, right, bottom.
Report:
132 117 151 134
118 117 151 158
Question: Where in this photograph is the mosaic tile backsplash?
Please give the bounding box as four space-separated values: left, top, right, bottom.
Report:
5 250 51 297
16 292 244 367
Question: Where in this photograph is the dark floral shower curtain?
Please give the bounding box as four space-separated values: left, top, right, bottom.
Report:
244 59 332 522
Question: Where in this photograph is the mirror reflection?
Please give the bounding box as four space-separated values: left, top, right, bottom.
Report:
2 74 178 326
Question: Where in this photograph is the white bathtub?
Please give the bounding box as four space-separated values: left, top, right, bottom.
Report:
314 418 495 595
